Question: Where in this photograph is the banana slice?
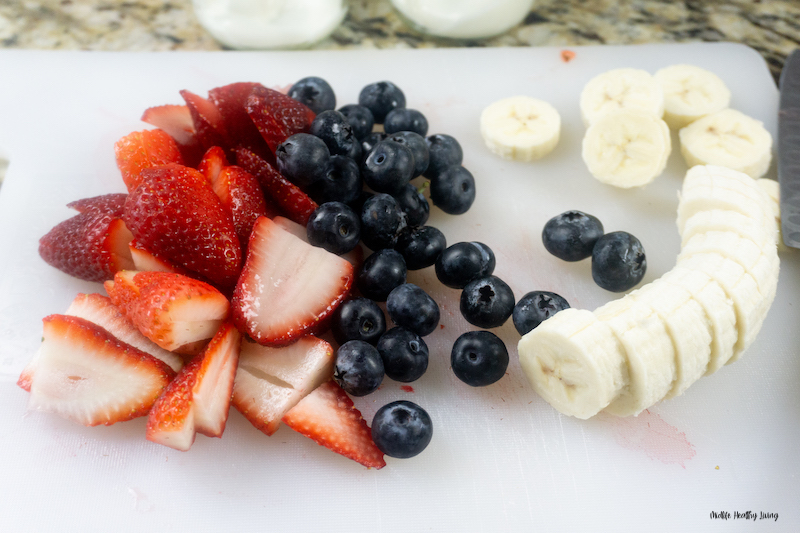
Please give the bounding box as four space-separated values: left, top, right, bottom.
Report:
679 109 773 178
654 64 732 129
631 279 712 399
480 96 561 161
518 308 629 419
594 298 676 417
579 68 664 126
660 266 737 375
582 111 671 188
681 210 773 250
756 178 784 250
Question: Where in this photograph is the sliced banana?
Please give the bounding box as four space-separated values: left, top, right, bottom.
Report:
594 298 676 417
756 178 784 250
582 111 671 188
579 68 664 126
654 64 732 129
518 308 628 420
480 96 561 161
679 109 773 178
681 210 773 250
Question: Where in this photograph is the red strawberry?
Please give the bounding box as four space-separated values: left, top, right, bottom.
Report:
141 104 205 167
245 85 315 153
66 292 184 372
180 89 228 151
208 82 273 158
232 217 353 346
123 164 242 287
128 239 188 275
67 193 127 215
105 271 230 352
23 314 176 426
272 216 364 270
232 336 334 436
282 380 386 469
39 205 135 282
212 165 275 247
235 147 318 226
198 146 229 185
146 322 241 451
114 129 184 192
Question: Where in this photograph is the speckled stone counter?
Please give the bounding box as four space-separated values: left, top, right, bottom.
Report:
1 0 797 83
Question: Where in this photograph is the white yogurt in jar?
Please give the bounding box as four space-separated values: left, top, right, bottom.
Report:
192 0 346 49
390 0 534 39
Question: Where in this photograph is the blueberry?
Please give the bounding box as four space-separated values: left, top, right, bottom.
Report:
357 249 407 301
512 291 570 336
386 283 440 337
308 155 362 205
384 108 429 137
331 297 387 345
333 340 384 397
429 166 476 215
275 133 330 187
424 134 463 179
542 211 604 262
376 327 429 382
338 104 375 141
388 131 429 177
358 81 406 123
371 400 433 459
460 275 515 329
306 202 361 255
435 242 495 289
393 182 430 227
360 132 388 164
287 76 336 114
395 226 446 270
451 331 509 387
310 110 361 159
591 231 647 292
360 193 408 251
362 141 415 194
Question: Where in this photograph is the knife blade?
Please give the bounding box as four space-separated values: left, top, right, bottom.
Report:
778 48 800 248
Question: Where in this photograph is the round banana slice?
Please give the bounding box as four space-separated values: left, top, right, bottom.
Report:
518 308 629 420
479 96 561 161
679 109 773 178
579 68 664 126
582 111 671 188
654 64 731 129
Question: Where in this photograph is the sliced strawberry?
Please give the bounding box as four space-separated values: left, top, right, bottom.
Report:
212 165 275 248
180 89 228 151
17 356 36 392
232 217 353 346
245 85 316 153
235 147 318 226
272 216 364 270
39 207 135 282
232 336 334 436
24 314 175 427
66 292 184 372
282 381 386 469
198 146 229 185
105 271 230 352
67 194 127 215
123 164 242 287
114 129 184 192
146 322 241 451
208 82 273 158
141 104 206 167
128 239 188 275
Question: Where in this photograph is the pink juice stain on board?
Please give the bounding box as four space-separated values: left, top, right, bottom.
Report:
601 410 697 468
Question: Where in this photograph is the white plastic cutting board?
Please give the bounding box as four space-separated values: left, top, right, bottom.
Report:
0 43 797 532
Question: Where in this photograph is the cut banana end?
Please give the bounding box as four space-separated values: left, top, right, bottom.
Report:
654 64 732 130
518 309 628 420
580 68 664 126
480 96 561 161
679 109 773 178
582 111 671 188
594 298 676 417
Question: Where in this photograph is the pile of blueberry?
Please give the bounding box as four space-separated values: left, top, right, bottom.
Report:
541 210 647 292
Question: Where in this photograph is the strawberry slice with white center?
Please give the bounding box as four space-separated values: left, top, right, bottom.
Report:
272 216 364 270
106 271 230 352
141 104 206 167
232 216 353 346
25 314 176 427
198 145 229 185
128 239 188 275
232 336 334 436
282 380 386 469
146 322 241 451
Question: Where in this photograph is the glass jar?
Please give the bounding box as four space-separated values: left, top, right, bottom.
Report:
390 0 534 40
